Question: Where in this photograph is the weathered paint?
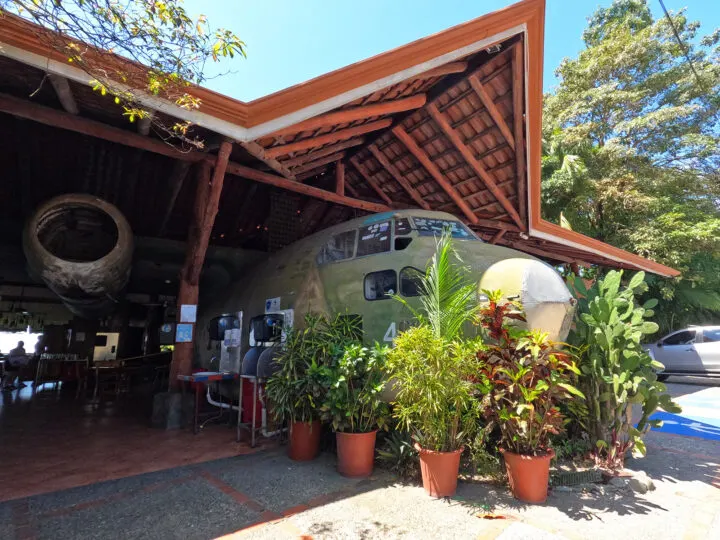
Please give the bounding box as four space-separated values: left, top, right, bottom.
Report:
196 210 575 367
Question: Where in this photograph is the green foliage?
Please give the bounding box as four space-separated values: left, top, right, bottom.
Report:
568 270 681 468
2 0 246 146
265 313 361 424
376 430 419 481
392 231 479 341
542 0 720 332
476 291 583 456
320 343 390 433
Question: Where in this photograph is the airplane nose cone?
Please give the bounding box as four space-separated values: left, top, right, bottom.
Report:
479 258 576 341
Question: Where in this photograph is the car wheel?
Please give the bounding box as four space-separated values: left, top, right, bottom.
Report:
657 374 669 382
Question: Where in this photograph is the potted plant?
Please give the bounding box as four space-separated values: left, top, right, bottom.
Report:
388 232 483 497
476 291 584 503
321 343 390 477
266 314 360 461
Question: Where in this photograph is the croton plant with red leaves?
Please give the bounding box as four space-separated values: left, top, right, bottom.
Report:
476 290 584 456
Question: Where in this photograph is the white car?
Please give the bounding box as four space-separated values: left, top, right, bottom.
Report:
644 326 720 380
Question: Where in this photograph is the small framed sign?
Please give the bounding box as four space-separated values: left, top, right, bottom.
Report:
175 323 194 343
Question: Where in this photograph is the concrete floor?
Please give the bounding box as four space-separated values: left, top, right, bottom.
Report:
0 379 717 539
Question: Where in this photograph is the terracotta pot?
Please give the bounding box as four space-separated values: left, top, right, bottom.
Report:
415 444 463 498
500 447 555 503
336 431 377 478
288 420 321 461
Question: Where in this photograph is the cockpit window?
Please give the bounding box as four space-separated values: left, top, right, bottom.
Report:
357 221 391 257
316 230 356 265
364 270 396 301
395 218 412 236
412 217 476 240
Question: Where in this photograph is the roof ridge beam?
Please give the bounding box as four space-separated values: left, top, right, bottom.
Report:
268 95 426 137
264 119 392 158
368 144 430 210
391 125 478 224
426 102 524 230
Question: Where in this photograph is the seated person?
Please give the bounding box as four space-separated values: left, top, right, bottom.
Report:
1 341 30 391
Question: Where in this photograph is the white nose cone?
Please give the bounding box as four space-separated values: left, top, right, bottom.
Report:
479 258 575 341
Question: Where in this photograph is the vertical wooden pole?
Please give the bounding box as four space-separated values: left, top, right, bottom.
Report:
335 160 345 197
169 141 233 390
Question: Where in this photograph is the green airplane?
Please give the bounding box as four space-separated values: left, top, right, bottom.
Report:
196 209 575 372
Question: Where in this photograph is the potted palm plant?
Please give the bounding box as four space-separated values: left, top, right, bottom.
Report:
266 314 360 461
476 291 584 503
388 232 483 497
321 343 390 477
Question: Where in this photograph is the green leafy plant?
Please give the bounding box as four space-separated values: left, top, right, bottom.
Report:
376 430 419 481
476 290 584 456
568 270 681 468
320 343 390 433
266 313 361 424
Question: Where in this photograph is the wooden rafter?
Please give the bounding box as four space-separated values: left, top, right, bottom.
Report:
468 218 520 232
368 144 429 210
241 141 297 180
47 74 78 115
468 74 515 151
407 62 468 81
293 152 346 176
157 160 192 236
335 161 345 196
490 229 506 244
426 102 525 230
391 125 479 223
511 42 527 223
269 95 426 137
264 119 392 159
296 166 330 182
281 137 365 168
0 93 203 162
348 156 393 206
224 161 390 213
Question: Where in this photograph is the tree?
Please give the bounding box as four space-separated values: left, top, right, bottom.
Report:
0 0 246 148
542 0 720 333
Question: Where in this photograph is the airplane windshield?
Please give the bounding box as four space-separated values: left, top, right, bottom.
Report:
411 217 477 240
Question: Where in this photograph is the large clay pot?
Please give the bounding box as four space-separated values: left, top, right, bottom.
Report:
336 431 377 478
288 420 321 461
500 447 555 503
416 444 463 498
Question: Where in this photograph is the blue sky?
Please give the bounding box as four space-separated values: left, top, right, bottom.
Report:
185 0 720 101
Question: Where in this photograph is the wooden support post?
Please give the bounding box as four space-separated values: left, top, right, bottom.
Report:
335 160 345 197
269 94 426 137
47 74 79 115
264 119 392 158
425 103 525 230
224 161 390 213
391 125 477 222
0 93 204 162
368 144 430 209
468 74 515 151
169 141 232 389
348 157 393 206
157 160 192 236
511 42 528 224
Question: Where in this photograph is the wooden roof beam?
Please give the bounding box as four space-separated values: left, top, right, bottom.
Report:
489 230 506 244
224 161 390 213
468 74 515 151
335 161 345 197
368 144 430 210
265 119 392 158
47 74 79 115
241 141 297 180
426 102 525 230
269 95 426 137
293 152 346 176
349 156 393 206
280 137 364 168
391 125 478 223
0 93 204 162
406 62 468 81
468 219 520 233
511 42 528 224
296 166 330 182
